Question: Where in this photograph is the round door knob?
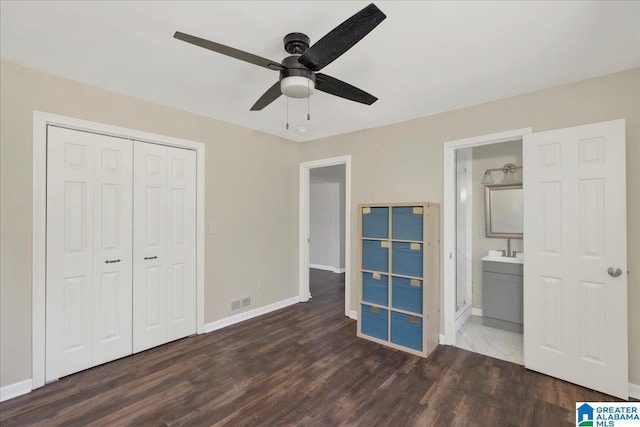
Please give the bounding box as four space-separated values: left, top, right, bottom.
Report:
607 267 622 277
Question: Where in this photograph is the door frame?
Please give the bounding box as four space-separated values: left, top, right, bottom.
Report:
32 111 206 389
299 156 352 318
442 127 531 345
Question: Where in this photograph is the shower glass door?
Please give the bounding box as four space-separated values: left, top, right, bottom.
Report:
455 148 472 316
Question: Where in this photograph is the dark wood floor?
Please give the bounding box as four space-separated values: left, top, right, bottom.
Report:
1 269 620 426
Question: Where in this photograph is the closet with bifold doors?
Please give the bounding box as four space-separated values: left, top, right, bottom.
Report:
45 126 196 382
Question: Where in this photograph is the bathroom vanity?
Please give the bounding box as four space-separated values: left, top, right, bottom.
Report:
481 252 523 333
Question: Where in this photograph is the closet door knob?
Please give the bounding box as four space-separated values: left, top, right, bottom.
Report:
144 256 158 260
105 259 121 264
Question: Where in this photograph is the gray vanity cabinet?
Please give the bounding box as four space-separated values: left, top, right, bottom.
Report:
482 261 523 333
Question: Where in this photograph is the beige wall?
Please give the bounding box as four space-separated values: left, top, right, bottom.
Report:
299 68 640 384
0 61 300 387
471 141 523 310
2 60 639 390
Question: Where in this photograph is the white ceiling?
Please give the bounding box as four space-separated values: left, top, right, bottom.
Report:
1 1 638 143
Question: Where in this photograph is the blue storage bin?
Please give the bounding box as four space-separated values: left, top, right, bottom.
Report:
362 240 389 272
362 207 389 239
363 272 388 306
392 207 423 241
392 242 423 277
361 304 388 341
391 276 422 313
391 311 423 351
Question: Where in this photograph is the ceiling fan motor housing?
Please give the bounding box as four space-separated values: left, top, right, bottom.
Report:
280 55 316 98
283 32 310 54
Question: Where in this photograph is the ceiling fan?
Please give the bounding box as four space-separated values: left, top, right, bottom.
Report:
173 3 386 111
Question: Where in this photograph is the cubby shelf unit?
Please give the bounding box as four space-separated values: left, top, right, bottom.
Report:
357 202 440 357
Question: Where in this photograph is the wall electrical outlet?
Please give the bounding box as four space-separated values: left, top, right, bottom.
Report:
257 279 263 289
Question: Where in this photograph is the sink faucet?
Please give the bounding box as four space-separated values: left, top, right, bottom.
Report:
506 238 512 257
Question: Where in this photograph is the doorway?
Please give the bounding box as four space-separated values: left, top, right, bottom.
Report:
443 121 629 399
299 156 352 318
310 166 346 274
453 140 524 364
442 128 531 350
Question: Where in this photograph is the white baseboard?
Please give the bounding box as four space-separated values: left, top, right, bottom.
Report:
348 310 357 320
204 296 300 333
439 334 445 344
0 379 32 402
471 308 483 317
629 382 640 400
309 263 344 274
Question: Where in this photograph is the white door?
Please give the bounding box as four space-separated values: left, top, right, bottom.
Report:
523 119 628 398
133 142 196 352
46 126 133 381
92 134 134 365
166 146 197 341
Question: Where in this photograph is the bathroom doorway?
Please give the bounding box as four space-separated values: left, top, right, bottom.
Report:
443 128 531 365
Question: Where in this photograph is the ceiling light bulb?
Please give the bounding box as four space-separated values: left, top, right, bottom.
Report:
281 76 314 98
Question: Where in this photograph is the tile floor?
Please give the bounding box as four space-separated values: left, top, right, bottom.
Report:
455 315 523 364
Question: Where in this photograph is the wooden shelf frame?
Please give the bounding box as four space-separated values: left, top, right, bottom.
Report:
357 202 440 357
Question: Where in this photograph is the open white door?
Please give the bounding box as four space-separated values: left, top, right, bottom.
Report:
523 119 628 398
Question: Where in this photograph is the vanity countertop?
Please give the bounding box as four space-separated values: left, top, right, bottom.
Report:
482 250 524 264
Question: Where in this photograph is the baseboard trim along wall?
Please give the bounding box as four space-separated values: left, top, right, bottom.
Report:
309 263 345 274
630 383 640 400
471 308 483 317
0 379 32 402
348 310 357 320
204 296 300 333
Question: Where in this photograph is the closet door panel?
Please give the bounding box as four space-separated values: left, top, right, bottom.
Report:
166 147 197 340
46 127 95 380
133 142 169 352
92 135 133 365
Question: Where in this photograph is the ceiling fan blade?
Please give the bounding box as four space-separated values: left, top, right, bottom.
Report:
315 73 377 105
298 3 386 72
174 31 284 71
250 81 282 111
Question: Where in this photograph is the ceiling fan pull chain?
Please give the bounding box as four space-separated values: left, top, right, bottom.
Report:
286 97 289 130
307 80 311 121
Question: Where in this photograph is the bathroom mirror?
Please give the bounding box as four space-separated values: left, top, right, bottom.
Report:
484 183 523 238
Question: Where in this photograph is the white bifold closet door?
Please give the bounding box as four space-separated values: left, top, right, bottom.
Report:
133 142 197 353
46 126 133 381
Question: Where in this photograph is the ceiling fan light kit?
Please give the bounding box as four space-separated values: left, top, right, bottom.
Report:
280 76 315 98
173 3 386 117
279 52 316 98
